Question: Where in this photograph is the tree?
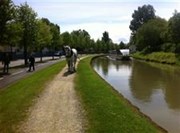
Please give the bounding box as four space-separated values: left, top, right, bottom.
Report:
5 21 23 52
41 18 61 58
50 24 60 59
61 32 72 46
119 41 126 49
135 18 167 53
95 39 103 53
102 31 110 44
64 29 92 53
17 2 37 65
168 10 180 53
129 4 156 34
102 31 111 52
36 19 52 62
0 0 15 44
71 29 90 51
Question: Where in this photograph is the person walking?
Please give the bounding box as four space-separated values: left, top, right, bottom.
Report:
28 54 35 72
2 52 10 74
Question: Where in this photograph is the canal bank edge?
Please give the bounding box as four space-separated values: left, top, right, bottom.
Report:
90 55 167 133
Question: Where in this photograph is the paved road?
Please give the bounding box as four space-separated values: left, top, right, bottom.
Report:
0 56 65 89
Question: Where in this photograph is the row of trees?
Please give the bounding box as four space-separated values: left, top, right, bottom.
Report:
1 0 126 65
0 1 62 64
129 5 180 54
61 30 126 53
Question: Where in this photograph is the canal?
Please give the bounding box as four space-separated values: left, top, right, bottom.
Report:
92 56 180 133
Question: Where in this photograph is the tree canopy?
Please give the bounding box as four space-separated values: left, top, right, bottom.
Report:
129 4 156 34
17 2 37 64
4 1 180 61
168 11 180 44
0 0 15 43
135 18 167 53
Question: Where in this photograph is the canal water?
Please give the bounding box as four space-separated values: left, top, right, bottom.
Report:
92 56 180 133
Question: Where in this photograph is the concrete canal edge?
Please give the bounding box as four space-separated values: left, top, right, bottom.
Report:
90 55 167 133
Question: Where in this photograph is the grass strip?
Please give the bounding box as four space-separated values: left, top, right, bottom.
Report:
132 52 176 64
75 56 164 133
0 61 66 132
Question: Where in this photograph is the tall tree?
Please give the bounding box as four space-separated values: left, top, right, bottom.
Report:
17 2 37 65
36 19 52 61
0 0 15 44
168 10 180 53
135 18 167 53
5 21 23 52
102 31 111 52
129 4 156 35
95 39 103 53
119 41 126 49
61 32 72 46
102 31 110 43
42 18 61 52
71 29 90 50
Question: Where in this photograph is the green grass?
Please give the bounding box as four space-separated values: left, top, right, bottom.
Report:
75 56 164 133
132 52 176 64
0 61 66 132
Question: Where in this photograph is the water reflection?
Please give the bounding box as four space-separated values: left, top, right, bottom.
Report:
93 57 109 76
130 61 180 110
92 56 180 133
129 61 164 102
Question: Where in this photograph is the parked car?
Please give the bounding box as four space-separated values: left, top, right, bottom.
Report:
54 50 64 57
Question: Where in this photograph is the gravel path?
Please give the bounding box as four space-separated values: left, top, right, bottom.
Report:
19 63 85 133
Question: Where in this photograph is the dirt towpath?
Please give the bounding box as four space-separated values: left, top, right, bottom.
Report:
19 62 85 133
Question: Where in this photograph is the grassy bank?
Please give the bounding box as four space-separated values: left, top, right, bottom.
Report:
0 61 66 132
132 52 176 64
75 56 164 133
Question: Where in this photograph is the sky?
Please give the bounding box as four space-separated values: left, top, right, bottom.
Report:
13 0 180 44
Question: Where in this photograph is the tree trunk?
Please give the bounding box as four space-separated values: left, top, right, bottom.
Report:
24 43 28 65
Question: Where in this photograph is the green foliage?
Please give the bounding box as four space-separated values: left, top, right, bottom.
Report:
119 41 126 49
102 31 110 44
1 1 119 56
0 61 66 132
133 52 176 64
42 18 61 51
75 56 161 133
59 29 117 53
50 24 61 50
0 0 15 43
129 4 156 34
101 31 112 52
17 2 37 47
175 43 180 53
135 18 168 53
130 8 180 55
5 21 23 47
36 19 52 50
168 11 180 44
161 43 176 52
17 2 37 64
61 31 72 46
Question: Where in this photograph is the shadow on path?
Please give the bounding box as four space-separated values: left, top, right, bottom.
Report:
63 71 76 77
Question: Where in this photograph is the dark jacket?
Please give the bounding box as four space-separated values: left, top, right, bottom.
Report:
29 55 35 64
2 53 10 65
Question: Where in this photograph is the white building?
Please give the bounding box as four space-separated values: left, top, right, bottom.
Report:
119 49 130 56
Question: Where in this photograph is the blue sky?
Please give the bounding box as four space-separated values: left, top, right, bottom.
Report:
14 0 180 43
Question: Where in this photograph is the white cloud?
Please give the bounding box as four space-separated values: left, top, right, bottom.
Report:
14 0 180 43
62 22 131 43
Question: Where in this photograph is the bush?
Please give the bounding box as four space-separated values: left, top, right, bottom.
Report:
132 52 176 64
161 43 176 52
